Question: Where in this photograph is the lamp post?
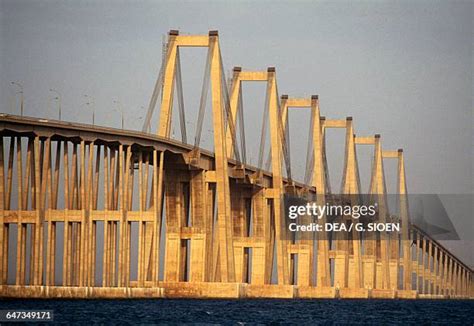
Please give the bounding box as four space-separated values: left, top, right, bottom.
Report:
113 100 124 130
10 81 24 116
49 88 61 120
83 94 95 125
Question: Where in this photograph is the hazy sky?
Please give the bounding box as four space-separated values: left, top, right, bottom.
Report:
0 0 472 268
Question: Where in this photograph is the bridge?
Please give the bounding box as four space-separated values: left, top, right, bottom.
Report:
0 30 472 299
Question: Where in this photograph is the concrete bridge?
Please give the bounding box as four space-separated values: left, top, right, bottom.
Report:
0 31 472 299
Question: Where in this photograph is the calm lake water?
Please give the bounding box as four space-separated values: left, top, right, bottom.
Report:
0 298 473 324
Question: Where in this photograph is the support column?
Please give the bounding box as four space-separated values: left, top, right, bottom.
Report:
103 145 109 287
433 245 439 294
51 222 56 285
414 231 420 292
91 221 96 287
427 240 432 294
111 222 117 286
464 269 469 297
454 263 460 296
0 137 6 285
313 105 330 288
124 147 132 287
46 220 53 285
254 188 272 285
62 140 70 286
45 138 55 287
137 221 144 285
189 170 207 282
1 225 8 285
37 138 50 285
209 31 235 282
79 140 86 286
151 150 164 285
157 31 178 137
442 251 448 295
138 153 145 286
420 237 426 294
16 137 25 285
341 117 362 289
371 135 390 289
447 257 453 296
164 170 181 282
86 142 94 287
397 150 411 291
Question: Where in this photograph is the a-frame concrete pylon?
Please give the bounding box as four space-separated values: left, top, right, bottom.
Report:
226 67 277 285
226 67 289 285
157 30 235 283
370 135 391 290
311 97 331 288
340 117 363 290
279 95 318 287
382 148 412 291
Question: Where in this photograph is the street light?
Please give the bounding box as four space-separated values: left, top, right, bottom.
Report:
113 100 124 130
10 81 24 116
83 94 95 125
49 88 61 120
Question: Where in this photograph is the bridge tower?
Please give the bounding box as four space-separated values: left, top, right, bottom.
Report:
226 67 290 285
279 95 322 287
370 135 391 290
153 30 235 282
340 117 363 290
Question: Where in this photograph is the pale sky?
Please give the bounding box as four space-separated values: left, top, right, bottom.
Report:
0 0 472 271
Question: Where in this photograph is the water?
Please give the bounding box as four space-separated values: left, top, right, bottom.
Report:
0 299 473 324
